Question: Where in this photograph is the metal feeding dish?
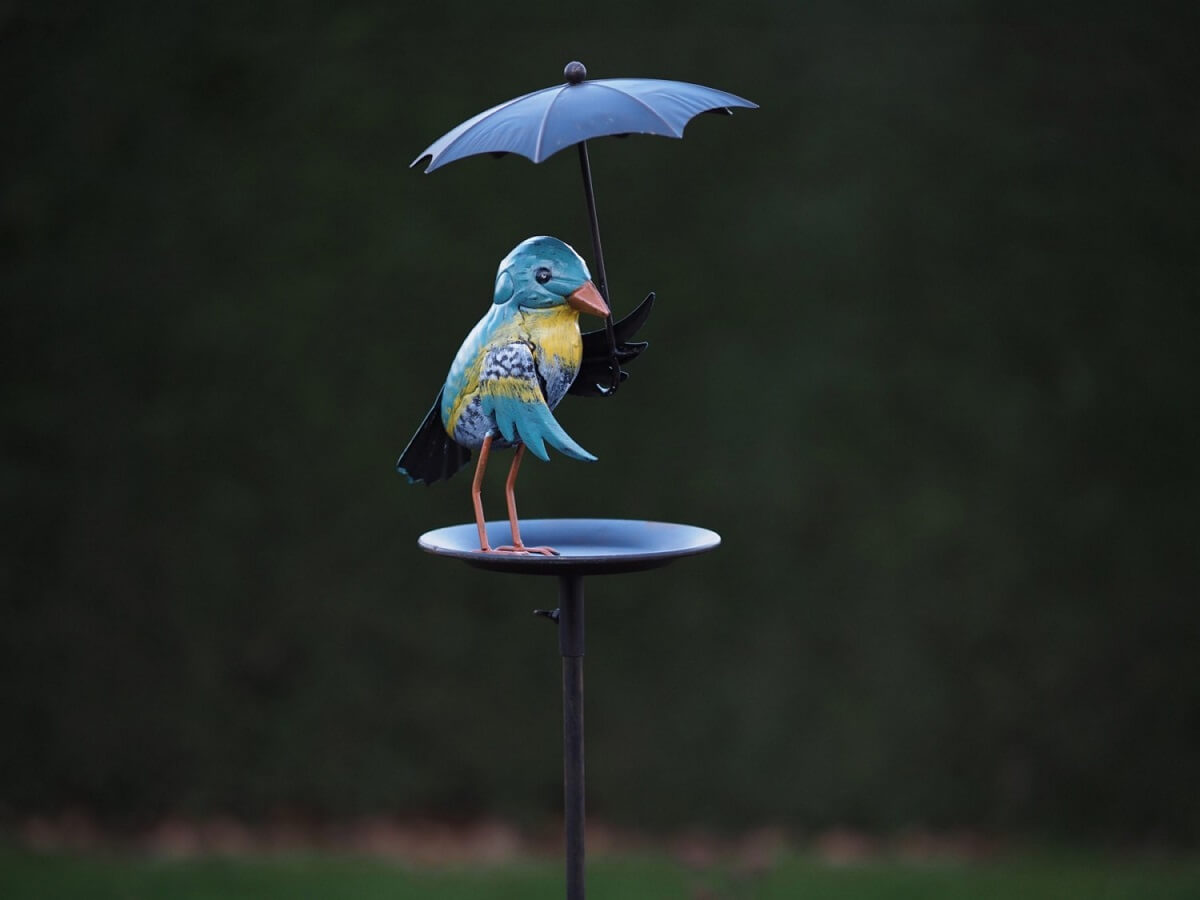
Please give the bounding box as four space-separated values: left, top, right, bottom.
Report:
418 517 721 576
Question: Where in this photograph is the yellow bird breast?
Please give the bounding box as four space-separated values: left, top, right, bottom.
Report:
444 305 583 445
525 305 583 373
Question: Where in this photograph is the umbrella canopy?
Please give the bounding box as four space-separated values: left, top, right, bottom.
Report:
412 70 757 172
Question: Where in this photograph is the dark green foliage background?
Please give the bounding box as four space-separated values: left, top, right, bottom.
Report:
3 7 1197 840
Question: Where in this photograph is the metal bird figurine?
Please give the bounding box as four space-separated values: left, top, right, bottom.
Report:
397 236 653 554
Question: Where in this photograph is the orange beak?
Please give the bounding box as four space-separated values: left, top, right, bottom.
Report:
566 280 610 318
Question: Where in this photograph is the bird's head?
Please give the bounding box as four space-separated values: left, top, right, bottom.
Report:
492 236 610 318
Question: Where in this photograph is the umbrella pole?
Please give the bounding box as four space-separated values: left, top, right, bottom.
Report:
577 141 620 393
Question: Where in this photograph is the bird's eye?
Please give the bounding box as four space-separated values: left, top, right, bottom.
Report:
534 267 552 285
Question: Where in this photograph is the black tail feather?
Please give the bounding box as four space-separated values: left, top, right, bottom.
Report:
569 291 655 398
396 389 471 486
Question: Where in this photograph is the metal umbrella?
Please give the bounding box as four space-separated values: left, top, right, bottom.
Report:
412 60 757 392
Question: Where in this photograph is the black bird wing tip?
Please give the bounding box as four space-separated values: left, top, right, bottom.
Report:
395 389 472 486
569 292 656 398
395 464 429 486
614 292 654 342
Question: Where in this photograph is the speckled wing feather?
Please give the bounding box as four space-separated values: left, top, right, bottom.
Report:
479 342 596 462
569 291 655 397
395 388 471 485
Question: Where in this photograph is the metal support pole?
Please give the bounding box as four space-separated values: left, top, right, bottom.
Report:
558 574 586 900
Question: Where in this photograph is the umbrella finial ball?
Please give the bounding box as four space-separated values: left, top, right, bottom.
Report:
564 60 587 84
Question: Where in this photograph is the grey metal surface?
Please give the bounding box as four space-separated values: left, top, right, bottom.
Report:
418 517 721 576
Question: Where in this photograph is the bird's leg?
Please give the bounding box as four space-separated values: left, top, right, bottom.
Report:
471 434 493 552
494 444 559 556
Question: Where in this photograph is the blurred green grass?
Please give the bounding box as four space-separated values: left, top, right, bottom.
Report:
3 850 1200 900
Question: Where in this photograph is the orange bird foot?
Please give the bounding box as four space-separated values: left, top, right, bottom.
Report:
492 544 560 556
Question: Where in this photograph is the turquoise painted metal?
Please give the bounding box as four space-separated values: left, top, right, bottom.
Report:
395 236 652 554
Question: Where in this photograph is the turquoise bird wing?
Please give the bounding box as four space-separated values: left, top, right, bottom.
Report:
478 342 596 463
